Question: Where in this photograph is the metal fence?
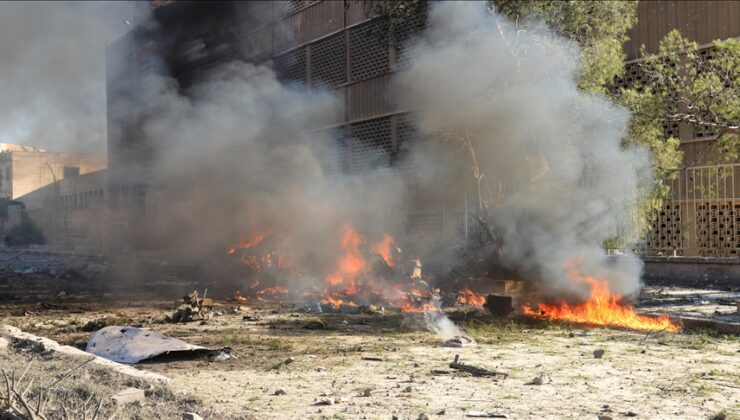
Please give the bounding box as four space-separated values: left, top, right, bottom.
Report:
642 163 740 257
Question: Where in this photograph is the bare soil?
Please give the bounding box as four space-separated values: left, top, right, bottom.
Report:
2 297 739 420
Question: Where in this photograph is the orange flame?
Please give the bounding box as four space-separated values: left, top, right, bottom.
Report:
457 289 486 306
523 265 679 332
325 225 367 294
228 229 273 254
233 291 248 302
371 234 396 267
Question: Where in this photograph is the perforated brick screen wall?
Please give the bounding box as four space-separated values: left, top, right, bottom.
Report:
349 19 390 82
274 47 307 88
310 33 346 89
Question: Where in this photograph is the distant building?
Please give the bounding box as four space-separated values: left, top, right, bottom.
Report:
17 169 108 251
0 147 107 200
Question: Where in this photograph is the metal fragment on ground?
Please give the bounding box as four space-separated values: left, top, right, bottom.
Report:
86 326 215 364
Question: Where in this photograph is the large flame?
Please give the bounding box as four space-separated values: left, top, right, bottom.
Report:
457 288 486 306
226 223 440 313
523 265 679 332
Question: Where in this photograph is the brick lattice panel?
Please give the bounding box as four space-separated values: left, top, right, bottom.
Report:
645 202 683 255
349 19 390 82
695 200 740 256
611 62 647 93
348 117 393 173
273 47 307 88
392 14 426 70
310 33 346 89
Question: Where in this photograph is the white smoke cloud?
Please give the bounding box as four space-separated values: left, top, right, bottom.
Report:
396 2 651 301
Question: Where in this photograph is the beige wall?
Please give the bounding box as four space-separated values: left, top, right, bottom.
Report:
0 151 107 200
18 169 108 252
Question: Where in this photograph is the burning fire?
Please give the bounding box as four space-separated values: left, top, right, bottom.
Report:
226 224 440 313
228 229 273 254
523 265 679 332
457 289 486 306
371 234 396 267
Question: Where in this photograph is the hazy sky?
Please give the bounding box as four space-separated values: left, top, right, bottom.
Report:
0 1 148 154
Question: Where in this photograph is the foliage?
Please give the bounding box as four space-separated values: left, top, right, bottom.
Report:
491 0 639 94
621 32 740 162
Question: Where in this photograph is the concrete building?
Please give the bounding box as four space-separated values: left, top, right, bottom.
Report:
17 169 108 252
0 148 107 200
106 1 740 256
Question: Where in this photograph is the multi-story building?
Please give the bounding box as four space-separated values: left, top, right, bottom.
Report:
619 1 740 257
107 1 739 256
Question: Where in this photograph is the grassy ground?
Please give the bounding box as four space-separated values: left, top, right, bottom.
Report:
2 301 739 419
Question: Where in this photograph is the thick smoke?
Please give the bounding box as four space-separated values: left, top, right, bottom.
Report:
111 1 650 304
0 1 147 153
134 59 405 289
397 2 651 301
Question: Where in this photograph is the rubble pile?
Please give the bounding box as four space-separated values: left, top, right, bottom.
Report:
168 290 214 323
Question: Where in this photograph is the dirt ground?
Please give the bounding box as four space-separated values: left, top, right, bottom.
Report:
2 297 739 420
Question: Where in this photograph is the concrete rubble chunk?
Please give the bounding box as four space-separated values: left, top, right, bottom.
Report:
111 387 145 405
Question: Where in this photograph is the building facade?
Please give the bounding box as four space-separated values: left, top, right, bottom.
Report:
18 169 108 251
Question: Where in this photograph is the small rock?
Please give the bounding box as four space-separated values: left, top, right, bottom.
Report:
529 375 551 385
442 335 477 348
593 349 605 359
597 416 613 420
274 388 287 396
436 409 447 415
111 387 145 405
0 337 9 352
418 414 429 420
57 291 66 298
182 413 204 420
621 412 637 417
314 397 336 406
403 386 413 393
361 389 371 397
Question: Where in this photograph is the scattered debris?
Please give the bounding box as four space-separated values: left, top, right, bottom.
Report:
182 413 204 420
361 389 372 397
620 411 638 417
442 335 477 348
418 413 429 420
168 290 214 323
593 349 605 359
0 337 8 352
597 416 613 420
274 388 287 395
361 355 384 361
449 355 508 378
431 369 451 375
314 397 344 406
466 411 508 418
86 326 220 364
403 386 413 393
242 315 261 321
270 356 295 370
3 324 169 382
111 387 146 405
527 375 551 385
208 349 235 362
